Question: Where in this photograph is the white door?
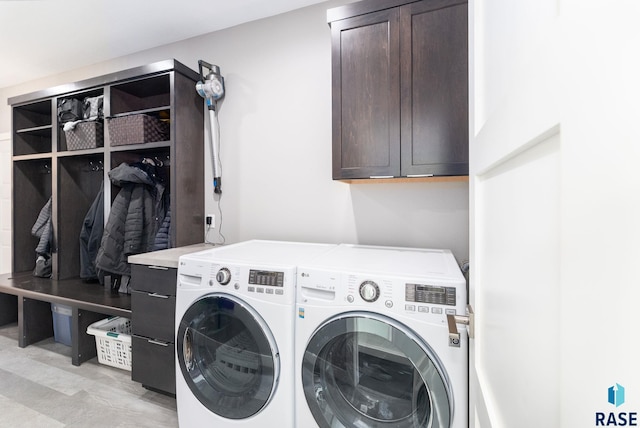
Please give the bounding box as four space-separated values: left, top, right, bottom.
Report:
469 1 640 427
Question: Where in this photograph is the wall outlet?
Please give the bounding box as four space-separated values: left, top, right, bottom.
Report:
206 214 215 227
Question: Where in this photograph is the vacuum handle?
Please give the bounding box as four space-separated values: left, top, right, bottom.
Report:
198 60 213 79
198 60 221 80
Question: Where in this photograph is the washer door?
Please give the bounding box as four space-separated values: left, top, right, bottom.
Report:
177 294 280 419
301 312 452 428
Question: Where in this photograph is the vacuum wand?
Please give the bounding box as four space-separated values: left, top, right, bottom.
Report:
208 107 222 193
196 60 225 194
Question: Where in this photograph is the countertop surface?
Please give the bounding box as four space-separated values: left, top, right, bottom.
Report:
128 243 214 268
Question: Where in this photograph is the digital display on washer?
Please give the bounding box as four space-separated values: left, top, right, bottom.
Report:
249 270 285 287
405 284 456 306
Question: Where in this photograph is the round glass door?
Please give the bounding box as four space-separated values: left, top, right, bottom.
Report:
301 312 452 428
177 294 279 419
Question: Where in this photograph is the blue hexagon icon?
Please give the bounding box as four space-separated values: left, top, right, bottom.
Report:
608 383 625 407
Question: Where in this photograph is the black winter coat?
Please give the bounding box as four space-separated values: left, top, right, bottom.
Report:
95 163 165 277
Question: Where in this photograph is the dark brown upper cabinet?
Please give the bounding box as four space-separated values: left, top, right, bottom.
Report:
329 0 468 180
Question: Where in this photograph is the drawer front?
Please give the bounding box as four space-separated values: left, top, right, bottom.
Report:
131 290 176 342
131 264 177 295
131 335 176 395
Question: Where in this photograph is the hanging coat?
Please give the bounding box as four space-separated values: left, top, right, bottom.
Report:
79 181 104 281
31 196 53 256
95 163 165 278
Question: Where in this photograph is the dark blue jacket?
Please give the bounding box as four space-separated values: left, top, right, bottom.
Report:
79 182 104 281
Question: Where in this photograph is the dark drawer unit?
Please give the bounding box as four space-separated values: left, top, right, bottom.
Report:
131 290 176 342
130 264 177 395
131 336 176 395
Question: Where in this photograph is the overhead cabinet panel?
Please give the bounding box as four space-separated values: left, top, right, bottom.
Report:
329 0 468 180
400 0 468 176
332 9 401 179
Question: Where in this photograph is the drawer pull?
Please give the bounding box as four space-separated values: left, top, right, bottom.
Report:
148 265 169 271
148 292 170 299
148 339 170 347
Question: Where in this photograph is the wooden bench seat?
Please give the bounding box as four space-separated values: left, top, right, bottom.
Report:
0 271 131 366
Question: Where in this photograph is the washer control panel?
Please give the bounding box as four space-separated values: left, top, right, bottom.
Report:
206 263 293 302
249 269 285 287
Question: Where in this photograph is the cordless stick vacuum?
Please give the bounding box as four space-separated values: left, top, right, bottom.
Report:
196 60 225 194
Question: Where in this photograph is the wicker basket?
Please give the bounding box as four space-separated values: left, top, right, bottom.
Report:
86 317 132 371
107 114 169 146
64 121 104 151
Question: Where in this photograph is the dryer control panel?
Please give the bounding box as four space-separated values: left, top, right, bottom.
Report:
405 284 457 306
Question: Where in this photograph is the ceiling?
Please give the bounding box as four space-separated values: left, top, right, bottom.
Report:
0 0 327 89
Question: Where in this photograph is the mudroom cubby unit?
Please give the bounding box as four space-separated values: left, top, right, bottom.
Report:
0 60 204 365
7 59 204 280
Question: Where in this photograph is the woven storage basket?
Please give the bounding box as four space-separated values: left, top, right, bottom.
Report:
107 114 169 146
86 317 132 371
65 121 104 150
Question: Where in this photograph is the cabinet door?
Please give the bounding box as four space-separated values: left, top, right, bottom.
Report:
400 0 468 176
331 8 401 179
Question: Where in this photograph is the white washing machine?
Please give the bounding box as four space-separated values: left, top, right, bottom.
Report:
295 244 468 428
175 240 336 428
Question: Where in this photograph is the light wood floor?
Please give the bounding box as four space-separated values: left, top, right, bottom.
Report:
0 323 178 427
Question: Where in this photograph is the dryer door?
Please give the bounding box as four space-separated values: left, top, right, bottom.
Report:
177 294 280 419
301 312 452 428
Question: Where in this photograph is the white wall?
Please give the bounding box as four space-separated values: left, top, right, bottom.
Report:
0 133 10 273
0 1 469 265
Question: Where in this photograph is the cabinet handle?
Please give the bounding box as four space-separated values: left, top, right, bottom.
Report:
148 339 170 347
406 174 434 178
148 265 169 271
369 175 394 179
148 293 170 299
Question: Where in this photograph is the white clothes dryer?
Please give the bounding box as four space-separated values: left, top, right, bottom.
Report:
295 244 468 428
175 240 336 428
